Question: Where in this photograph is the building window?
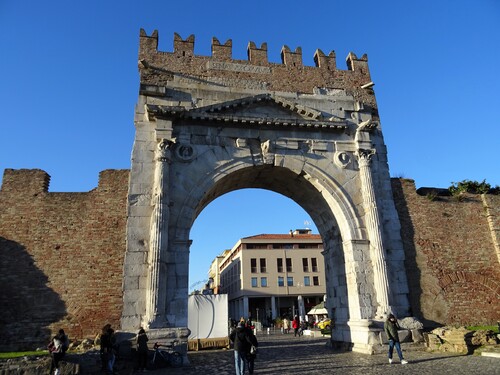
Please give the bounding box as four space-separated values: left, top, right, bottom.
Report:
278 276 284 287
313 276 319 286
246 244 268 249
311 258 318 272
304 276 310 286
251 277 258 287
251 258 257 273
302 258 309 272
286 258 292 272
260 258 266 273
287 276 294 286
277 258 283 273
261 277 267 287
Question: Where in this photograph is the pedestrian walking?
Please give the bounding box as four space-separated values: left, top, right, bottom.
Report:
136 327 149 371
384 314 408 364
292 316 300 337
100 324 112 372
229 321 253 375
245 321 259 374
282 317 290 334
100 325 117 374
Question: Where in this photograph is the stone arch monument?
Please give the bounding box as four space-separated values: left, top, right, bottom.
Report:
122 30 410 353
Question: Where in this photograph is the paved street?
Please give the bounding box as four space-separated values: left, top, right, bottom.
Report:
150 333 500 375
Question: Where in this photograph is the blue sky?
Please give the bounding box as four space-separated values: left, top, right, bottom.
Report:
1 1 499 290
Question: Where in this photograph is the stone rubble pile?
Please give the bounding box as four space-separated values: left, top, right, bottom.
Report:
425 326 499 354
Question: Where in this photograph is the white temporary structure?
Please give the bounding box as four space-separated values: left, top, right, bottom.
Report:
188 294 228 339
307 301 328 315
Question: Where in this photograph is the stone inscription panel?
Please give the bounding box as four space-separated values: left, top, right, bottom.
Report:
207 61 271 74
173 75 268 90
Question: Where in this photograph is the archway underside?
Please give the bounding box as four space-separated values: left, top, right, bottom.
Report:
179 163 373 347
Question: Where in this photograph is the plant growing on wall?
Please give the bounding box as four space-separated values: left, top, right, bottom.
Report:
448 179 499 196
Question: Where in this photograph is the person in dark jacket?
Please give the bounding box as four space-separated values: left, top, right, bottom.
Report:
229 321 253 375
136 328 149 371
384 314 408 364
100 325 117 374
100 324 112 372
58 329 70 354
245 324 258 374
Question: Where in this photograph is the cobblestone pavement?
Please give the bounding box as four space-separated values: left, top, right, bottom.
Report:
149 333 500 375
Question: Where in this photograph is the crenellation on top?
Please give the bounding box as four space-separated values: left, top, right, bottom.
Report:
280 45 303 67
346 52 369 73
313 49 336 70
173 32 195 57
139 29 159 55
247 41 268 64
0 169 130 195
139 29 370 73
0 169 50 194
138 30 375 105
211 37 232 61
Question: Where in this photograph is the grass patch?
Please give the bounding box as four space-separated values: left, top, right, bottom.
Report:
466 325 499 333
0 351 49 359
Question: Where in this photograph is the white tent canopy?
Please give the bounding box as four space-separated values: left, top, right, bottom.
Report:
307 301 327 315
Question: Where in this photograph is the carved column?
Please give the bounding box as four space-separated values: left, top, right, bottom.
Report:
145 139 172 328
356 149 391 318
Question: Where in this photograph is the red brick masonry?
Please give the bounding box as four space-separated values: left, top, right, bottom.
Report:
0 171 498 350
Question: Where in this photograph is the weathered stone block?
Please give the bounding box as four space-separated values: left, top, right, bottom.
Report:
123 276 140 290
411 329 424 343
128 205 152 217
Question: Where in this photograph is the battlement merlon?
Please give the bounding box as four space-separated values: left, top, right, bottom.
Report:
0 169 129 194
138 29 377 108
0 169 50 194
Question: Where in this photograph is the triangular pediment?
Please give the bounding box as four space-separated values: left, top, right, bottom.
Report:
188 94 323 121
146 94 347 130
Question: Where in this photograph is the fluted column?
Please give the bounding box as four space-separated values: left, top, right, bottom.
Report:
145 139 172 328
356 149 391 318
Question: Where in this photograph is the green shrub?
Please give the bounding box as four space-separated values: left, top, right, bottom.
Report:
426 192 438 201
449 179 499 196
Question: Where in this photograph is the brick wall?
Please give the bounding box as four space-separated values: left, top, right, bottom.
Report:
392 178 500 327
1 170 498 350
0 169 129 351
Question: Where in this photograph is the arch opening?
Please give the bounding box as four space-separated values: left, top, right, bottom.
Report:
181 164 352 341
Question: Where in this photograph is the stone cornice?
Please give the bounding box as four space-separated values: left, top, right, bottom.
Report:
146 94 347 131
147 104 346 130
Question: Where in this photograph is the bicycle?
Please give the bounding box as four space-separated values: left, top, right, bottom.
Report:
149 340 183 369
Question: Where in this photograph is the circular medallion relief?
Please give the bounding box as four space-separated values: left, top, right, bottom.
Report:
175 144 195 162
334 151 351 169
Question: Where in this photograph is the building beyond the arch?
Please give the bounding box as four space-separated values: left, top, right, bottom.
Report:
214 229 327 325
0 30 498 352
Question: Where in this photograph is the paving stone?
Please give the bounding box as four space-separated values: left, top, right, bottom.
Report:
149 332 500 375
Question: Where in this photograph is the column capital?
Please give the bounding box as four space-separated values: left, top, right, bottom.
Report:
356 148 375 167
156 138 173 162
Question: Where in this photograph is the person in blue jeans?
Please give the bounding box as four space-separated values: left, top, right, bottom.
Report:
384 314 408 364
229 321 253 375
